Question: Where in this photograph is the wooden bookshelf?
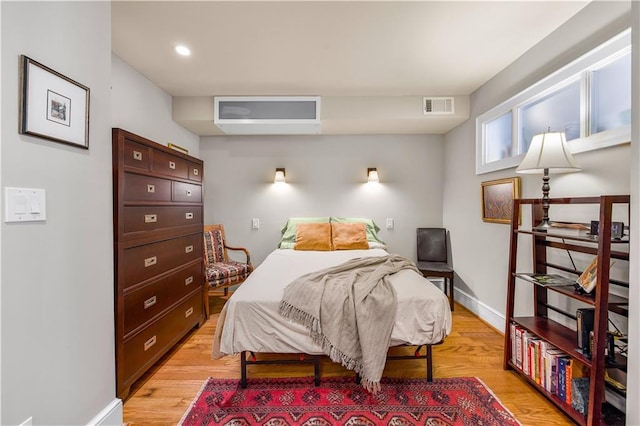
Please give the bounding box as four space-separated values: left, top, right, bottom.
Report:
504 195 629 426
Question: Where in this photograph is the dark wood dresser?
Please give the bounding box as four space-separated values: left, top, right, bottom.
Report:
112 128 205 399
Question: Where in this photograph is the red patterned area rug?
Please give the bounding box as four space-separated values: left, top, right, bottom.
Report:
179 376 521 426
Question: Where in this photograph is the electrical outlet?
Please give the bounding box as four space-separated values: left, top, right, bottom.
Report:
251 218 260 229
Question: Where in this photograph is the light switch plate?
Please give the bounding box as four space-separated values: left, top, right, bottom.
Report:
4 187 46 222
386 218 394 229
252 218 260 229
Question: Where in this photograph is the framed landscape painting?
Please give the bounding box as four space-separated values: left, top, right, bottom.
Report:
481 177 521 224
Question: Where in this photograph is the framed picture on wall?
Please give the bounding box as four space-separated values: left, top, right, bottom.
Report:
481 177 521 224
168 142 189 155
19 55 90 149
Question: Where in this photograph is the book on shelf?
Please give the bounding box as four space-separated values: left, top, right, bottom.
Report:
510 323 517 366
515 326 524 369
557 356 570 402
527 338 540 383
576 257 598 293
516 273 576 287
544 346 565 393
575 256 617 294
523 333 538 377
510 322 589 403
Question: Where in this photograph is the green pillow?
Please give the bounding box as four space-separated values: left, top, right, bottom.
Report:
329 217 385 245
279 217 330 249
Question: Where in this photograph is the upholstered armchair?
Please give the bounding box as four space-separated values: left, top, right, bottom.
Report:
203 224 253 316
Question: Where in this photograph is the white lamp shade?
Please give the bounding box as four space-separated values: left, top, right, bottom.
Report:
516 132 580 174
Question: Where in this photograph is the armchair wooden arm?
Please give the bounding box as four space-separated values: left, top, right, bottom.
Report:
224 245 251 266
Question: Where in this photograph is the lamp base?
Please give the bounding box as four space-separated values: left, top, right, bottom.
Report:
534 168 552 232
533 219 552 232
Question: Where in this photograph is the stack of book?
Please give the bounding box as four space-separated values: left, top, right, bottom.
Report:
510 323 586 404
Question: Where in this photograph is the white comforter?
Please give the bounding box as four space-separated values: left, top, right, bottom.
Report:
213 249 452 357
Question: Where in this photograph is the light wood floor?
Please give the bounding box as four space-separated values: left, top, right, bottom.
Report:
123 296 573 426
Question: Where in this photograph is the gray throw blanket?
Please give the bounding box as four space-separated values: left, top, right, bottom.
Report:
278 254 420 393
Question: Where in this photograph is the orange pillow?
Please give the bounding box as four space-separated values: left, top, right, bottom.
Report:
294 223 332 251
331 222 369 250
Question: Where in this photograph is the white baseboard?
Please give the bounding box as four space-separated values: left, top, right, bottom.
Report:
87 398 122 426
454 287 506 334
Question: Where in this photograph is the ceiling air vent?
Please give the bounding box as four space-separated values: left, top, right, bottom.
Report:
423 97 455 115
214 96 321 135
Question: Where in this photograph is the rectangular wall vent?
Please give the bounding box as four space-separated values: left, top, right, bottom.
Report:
423 97 455 115
214 96 321 135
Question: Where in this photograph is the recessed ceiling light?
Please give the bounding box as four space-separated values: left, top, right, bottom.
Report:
175 45 191 56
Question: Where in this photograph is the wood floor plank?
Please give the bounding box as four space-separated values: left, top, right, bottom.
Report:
123 297 573 426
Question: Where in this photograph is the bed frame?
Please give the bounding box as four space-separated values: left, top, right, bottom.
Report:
239 343 440 388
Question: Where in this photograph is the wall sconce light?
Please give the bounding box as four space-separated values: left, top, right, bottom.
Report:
274 168 286 183
367 167 379 183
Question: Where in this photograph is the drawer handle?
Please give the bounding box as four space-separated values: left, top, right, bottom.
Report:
185 307 194 318
185 245 194 253
133 150 143 161
185 212 194 220
144 256 157 267
186 190 192 197
193 168 199 176
144 296 157 309
169 161 176 170
144 335 157 351
147 184 155 193
145 214 157 223
185 276 194 285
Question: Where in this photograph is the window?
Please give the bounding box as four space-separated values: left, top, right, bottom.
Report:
476 29 631 175
485 113 512 163
590 51 631 134
519 79 581 150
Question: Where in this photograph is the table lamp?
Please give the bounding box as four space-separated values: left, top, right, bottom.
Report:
516 131 580 230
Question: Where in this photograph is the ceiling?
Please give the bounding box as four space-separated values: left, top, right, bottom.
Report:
111 1 590 136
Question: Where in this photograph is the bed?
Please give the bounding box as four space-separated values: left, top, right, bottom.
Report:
212 218 452 388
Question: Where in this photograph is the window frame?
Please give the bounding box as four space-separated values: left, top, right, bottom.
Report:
476 29 631 175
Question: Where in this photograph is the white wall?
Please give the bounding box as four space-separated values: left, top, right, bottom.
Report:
443 1 636 419
111 54 200 157
200 134 444 265
444 0 630 325
0 3 4 422
1 2 117 425
627 4 639 425
0 5 4 423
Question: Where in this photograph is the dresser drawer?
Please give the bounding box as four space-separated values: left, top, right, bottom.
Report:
122 291 202 382
153 150 188 179
124 140 151 171
124 262 203 336
123 206 202 234
122 234 203 286
172 181 202 203
124 173 172 202
188 162 203 182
